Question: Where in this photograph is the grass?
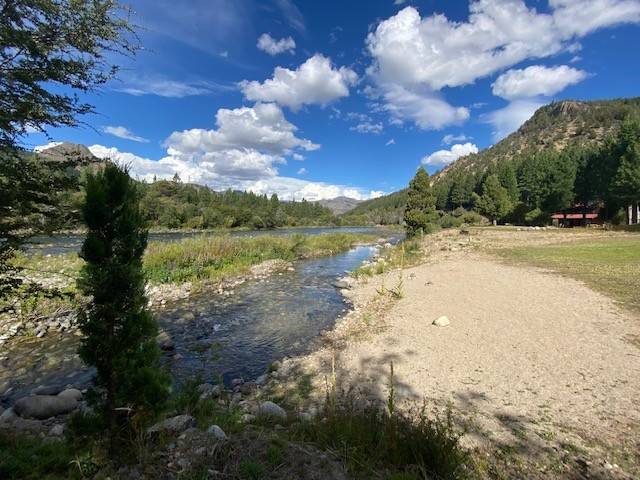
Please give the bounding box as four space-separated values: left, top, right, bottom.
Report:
352 238 423 279
495 236 640 312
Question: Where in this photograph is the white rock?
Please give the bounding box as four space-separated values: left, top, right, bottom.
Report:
207 424 227 440
256 401 286 420
147 415 196 435
432 316 450 327
49 424 65 436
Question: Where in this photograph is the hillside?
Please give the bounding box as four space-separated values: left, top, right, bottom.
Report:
436 97 640 180
318 196 362 214
340 189 408 224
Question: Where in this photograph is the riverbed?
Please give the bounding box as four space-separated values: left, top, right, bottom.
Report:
1 228 400 403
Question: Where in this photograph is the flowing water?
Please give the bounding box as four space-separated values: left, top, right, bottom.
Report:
1 228 401 403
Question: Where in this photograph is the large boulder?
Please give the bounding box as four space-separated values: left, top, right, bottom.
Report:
147 414 196 435
157 331 175 351
58 388 83 402
256 401 286 420
13 394 78 419
207 424 227 440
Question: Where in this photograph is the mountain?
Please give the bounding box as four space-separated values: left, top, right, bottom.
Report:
318 196 362 214
340 189 408 225
436 97 640 180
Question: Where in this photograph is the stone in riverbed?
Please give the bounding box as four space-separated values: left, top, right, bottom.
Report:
13 394 78 419
197 383 222 400
32 384 64 396
255 374 268 386
147 415 196 435
256 401 286 420
58 388 83 402
207 424 227 440
157 331 175 351
239 382 257 395
432 316 450 327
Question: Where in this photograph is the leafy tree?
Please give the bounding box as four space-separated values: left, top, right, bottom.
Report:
1 0 136 302
474 174 512 224
77 164 169 449
403 167 437 236
612 135 640 211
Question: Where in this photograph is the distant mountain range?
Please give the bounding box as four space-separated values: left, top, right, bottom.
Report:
317 196 362 214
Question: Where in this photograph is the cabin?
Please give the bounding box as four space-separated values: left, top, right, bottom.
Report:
551 205 601 228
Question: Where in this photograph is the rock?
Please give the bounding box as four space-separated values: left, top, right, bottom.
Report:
49 424 65 436
332 279 352 289
58 388 83 402
231 378 244 387
255 374 268 386
256 401 286 420
432 315 450 327
206 424 227 440
181 312 195 321
157 331 175 351
32 384 64 396
148 415 196 435
0 407 16 423
198 384 222 401
13 395 78 419
299 412 313 422
241 413 256 423
239 382 257 395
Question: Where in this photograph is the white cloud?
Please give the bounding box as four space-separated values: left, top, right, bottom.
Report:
275 0 306 34
257 33 296 55
421 143 479 168
492 65 587 100
370 83 469 130
350 122 384 134
292 153 305 161
442 133 471 145
394 0 407 4
240 54 358 110
102 126 149 143
365 1 640 129
297 167 307 175
86 144 380 201
165 102 318 156
385 138 396 146
117 77 234 98
484 99 545 141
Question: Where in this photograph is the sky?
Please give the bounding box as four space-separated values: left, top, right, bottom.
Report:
26 0 640 201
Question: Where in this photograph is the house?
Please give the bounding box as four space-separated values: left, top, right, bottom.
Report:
551 205 602 228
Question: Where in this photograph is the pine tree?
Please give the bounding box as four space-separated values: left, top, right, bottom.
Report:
612 138 640 209
403 167 437 236
77 163 169 450
474 174 513 224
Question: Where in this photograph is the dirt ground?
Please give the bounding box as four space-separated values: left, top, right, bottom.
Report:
288 228 640 478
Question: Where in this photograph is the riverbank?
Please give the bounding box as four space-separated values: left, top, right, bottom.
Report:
263 227 640 479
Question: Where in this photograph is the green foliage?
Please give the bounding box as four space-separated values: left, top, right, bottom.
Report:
612 120 640 207
143 232 376 284
239 460 267 480
76 164 170 449
0 0 137 150
404 168 437 237
290 371 473 480
473 174 513 223
138 180 337 229
0 432 85 480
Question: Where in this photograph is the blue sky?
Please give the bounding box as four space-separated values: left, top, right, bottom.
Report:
28 0 640 200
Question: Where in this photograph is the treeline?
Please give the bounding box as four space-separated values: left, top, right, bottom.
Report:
136 178 336 229
432 117 640 225
340 189 408 225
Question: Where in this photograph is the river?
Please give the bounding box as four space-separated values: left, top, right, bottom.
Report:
1 227 401 403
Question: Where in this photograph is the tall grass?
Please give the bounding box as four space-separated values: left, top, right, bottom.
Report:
143 232 377 284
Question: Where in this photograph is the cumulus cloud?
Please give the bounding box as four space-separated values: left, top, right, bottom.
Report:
365 1 640 129
240 54 358 110
86 144 381 201
492 65 587 100
421 143 479 168
350 122 384 134
102 126 149 143
442 133 471 145
257 33 296 55
165 102 318 156
484 99 545 141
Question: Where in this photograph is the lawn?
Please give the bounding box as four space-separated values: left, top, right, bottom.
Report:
495 236 640 313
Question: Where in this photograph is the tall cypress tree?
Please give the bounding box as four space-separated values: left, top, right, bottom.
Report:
403 167 438 237
77 163 169 449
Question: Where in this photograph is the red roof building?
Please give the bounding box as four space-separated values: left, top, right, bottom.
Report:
551 205 602 227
